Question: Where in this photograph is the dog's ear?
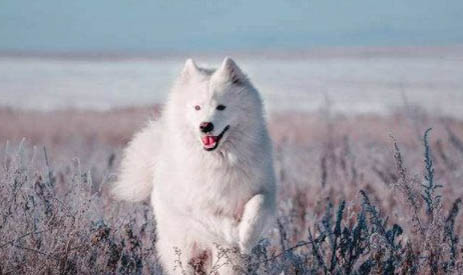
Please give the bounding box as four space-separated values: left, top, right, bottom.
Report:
214 57 247 85
181 58 199 81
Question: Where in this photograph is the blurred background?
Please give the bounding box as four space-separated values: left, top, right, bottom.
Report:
1 0 462 116
2 2 463 273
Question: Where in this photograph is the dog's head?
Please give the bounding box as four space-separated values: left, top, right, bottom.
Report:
169 57 264 152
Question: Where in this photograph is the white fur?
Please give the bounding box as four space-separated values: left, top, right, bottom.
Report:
113 57 277 274
112 120 159 202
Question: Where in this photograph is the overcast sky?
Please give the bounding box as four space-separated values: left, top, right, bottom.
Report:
1 0 463 53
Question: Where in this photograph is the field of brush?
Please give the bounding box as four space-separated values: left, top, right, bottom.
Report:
1 105 462 274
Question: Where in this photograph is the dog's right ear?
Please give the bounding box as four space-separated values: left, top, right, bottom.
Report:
181 58 199 81
213 57 247 85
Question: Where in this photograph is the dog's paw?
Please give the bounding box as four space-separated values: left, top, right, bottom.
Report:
239 242 251 255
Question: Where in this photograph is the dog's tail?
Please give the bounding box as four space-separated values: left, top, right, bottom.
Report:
112 121 159 202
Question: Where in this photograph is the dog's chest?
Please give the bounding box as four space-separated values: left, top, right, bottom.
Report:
182 161 258 218
156 146 265 220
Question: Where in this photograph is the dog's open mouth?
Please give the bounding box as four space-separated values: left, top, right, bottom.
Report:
201 125 230 151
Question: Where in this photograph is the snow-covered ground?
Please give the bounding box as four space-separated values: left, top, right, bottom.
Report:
1 48 462 117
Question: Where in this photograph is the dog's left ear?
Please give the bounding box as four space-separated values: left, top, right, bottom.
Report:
180 58 200 82
213 57 247 85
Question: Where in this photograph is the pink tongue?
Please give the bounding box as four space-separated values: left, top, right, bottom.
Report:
202 136 217 146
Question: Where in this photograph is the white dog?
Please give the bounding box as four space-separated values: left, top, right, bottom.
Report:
113 57 276 274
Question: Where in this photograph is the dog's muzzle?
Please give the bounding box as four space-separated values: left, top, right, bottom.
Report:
201 125 230 151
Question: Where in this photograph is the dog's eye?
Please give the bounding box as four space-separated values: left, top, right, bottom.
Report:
194 105 201 111
216 105 226 111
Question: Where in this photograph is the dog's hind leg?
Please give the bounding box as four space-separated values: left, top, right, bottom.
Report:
157 236 190 275
157 236 212 274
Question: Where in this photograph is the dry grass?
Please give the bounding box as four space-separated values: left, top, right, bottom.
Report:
1 106 463 274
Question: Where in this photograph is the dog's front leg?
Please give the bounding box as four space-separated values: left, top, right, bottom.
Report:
238 193 275 254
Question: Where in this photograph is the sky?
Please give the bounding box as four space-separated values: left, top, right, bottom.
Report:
1 0 463 53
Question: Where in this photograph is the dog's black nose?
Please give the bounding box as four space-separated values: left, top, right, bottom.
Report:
199 122 214 133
